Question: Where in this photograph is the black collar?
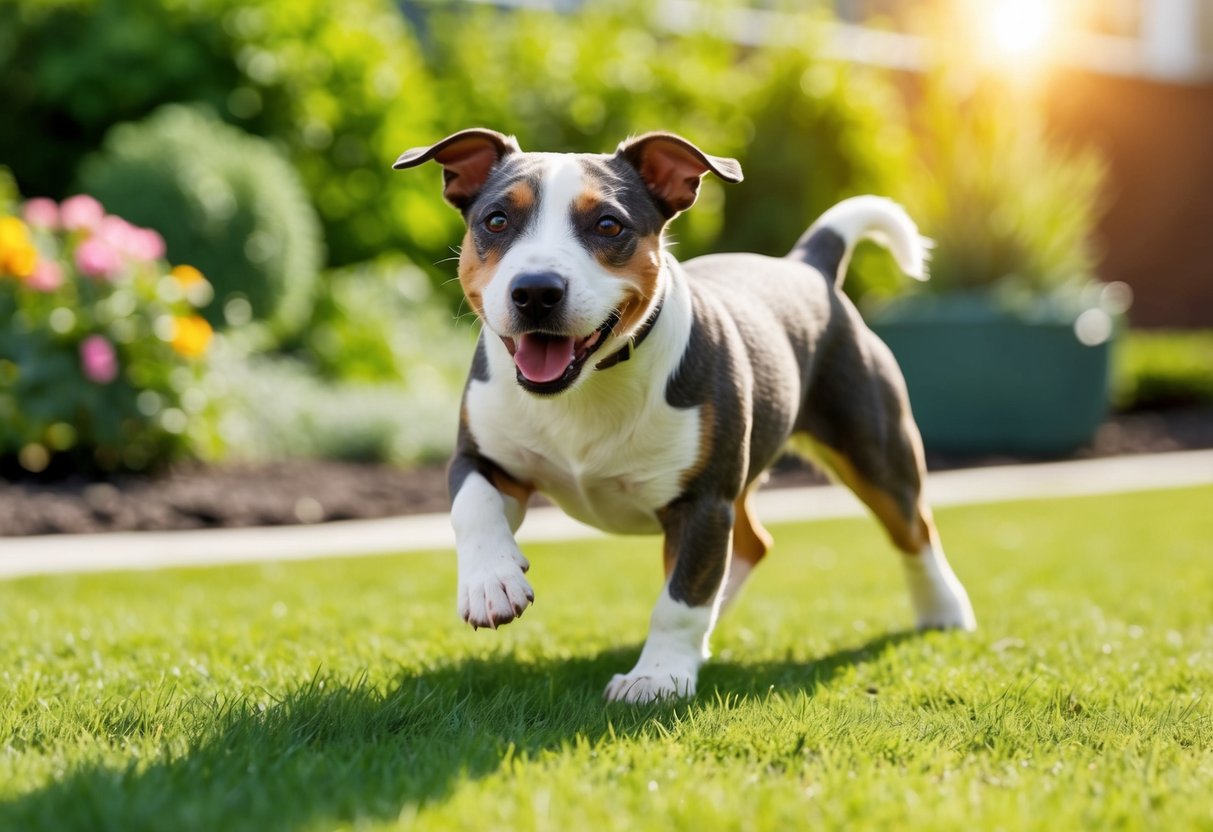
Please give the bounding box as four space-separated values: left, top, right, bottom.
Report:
594 297 664 371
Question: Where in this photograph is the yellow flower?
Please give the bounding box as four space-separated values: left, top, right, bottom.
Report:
0 217 26 247
171 264 206 285
5 244 37 278
0 216 38 278
170 315 213 358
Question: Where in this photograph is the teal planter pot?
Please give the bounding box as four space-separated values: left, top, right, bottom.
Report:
869 294 1115 455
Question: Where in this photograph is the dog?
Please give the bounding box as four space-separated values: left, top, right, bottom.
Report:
394 129 976 703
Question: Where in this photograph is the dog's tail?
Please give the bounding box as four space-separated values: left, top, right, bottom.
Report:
786 195 931 288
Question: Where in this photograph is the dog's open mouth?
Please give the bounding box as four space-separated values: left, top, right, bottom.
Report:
501 314 618 394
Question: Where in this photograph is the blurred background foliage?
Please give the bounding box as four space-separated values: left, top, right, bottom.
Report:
0 0 436 268
0 0 914 300
0 0 1206 475
79 105 324 342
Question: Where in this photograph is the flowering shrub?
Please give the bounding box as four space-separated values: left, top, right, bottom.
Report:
0 195 223 473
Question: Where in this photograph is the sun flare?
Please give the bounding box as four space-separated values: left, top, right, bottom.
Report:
988 0 1056 59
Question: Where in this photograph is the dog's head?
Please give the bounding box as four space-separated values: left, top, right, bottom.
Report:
394 130 742 395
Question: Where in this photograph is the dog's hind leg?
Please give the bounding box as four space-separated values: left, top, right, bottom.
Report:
795 330 976 631
795 433 975 631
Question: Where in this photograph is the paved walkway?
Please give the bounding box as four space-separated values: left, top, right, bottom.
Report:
1 450 1210 580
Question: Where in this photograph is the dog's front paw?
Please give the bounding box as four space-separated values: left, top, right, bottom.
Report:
458 565 534 629
604 671 696 704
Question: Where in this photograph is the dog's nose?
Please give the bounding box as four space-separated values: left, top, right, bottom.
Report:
510 272 566 323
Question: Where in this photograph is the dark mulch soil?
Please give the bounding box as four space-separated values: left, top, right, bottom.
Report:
3 406 1211 537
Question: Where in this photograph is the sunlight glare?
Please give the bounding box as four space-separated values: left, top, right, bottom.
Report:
989 0 1055 58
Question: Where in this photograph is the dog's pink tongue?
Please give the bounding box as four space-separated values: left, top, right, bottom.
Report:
514 334 575 383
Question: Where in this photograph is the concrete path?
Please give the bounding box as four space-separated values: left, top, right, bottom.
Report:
2 450 1210 580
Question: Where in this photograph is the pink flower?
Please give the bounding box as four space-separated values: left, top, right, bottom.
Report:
26 260 64 292
97 214 130 240
75 237 121 279
22 198 60 229
60 194 105 232
79 335 119 384
128 227 166 261
97 215 165 262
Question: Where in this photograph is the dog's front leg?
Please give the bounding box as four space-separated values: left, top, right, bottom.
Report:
605 496 733 703
450 455 534 629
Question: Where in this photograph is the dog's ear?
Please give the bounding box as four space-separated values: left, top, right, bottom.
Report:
616 132 743 217
393 129 520 210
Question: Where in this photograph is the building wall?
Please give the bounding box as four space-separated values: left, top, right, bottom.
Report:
1045 69 1213 326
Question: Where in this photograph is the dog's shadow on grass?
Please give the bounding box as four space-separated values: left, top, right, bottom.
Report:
0 631 915 831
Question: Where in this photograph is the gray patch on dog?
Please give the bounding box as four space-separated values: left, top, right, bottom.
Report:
789 227 847 284
794 296 924 522
449 335 495 499
659 274 750 606
468 335 489 383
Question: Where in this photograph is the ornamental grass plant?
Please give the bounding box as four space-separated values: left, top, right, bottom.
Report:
849 64 1112 323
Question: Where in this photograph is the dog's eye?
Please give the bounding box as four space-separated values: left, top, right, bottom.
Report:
484 212 509 233
595 216 624 238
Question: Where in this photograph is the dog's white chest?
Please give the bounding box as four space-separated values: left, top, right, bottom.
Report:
466 376 702 535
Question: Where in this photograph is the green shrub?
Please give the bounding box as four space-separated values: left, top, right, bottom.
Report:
0 0 238 199
208 254 474 465
0 195 223 473
304 255 475 388
0 168 17 215
1114 329 1213 411
79 105 323 340
0 0 440 269
212 351 468 465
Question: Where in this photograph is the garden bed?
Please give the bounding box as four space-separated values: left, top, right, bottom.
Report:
2 405 1211 537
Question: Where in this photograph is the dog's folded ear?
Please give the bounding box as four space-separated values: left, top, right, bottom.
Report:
394 129 521 210
616 132 743 218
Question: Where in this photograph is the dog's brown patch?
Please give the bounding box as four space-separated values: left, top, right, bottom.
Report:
732 484 773 567
506 180 537 212
458 229 499 318
798 436 931 554
488 465 534 508
606 234 663 335
574 184 604 216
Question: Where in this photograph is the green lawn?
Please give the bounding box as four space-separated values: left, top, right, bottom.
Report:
2 486 1211 831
